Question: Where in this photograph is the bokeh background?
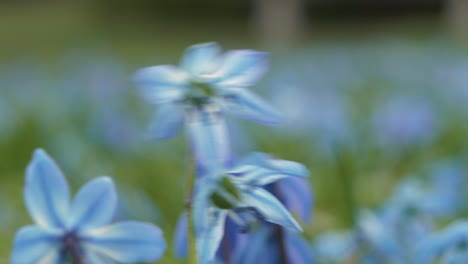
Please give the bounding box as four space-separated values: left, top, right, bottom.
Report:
1 0 468 263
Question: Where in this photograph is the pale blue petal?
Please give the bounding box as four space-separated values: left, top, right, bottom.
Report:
11 226 63 264
69 177 117 230
195 209 228 264
285 231 314 264
83 250 115 264
232 152 309 177
173 213 188 258
24 149 70 228
213 50 269 88
81 221 166 263
265 158 309 178
147 103 184 140
278 177 313 222
236 158 309 187
240 186 302 232
134 65 188 104
181 42 221 76
186 105 231 176
223 89 283 125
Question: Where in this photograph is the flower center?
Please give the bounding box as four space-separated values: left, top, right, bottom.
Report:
187 80 216 106
63 232 85 264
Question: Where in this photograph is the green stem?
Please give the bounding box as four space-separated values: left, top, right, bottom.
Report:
335 147 356 226
185 157 198 264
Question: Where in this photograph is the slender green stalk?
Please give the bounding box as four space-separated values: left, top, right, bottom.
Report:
335 146 356 226
185 157 198 264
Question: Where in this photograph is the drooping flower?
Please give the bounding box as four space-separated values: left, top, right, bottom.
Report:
134 42 283 141
11 149 166 263
192 153 308 263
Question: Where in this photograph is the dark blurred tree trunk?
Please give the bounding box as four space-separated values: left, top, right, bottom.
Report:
446 0 468 43
251 0 305 46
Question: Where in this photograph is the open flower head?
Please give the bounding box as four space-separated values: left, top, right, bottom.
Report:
11 149 166 263
134 42 283 140
192 153 308 263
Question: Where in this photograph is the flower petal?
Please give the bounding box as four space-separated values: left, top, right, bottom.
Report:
81 221 166 263
83 250 114 264
186 104 232 176
173 213 188 258
285 231 314 264
195 208 228 264
223 89 283 125
11 226 63 264
278 177 313 222
233 226 277 264
147 103 184 140
24 149 70 228
213 50 269 88
69 177 117 230
134 65 188 104
180 42 221 76
240 186 302 232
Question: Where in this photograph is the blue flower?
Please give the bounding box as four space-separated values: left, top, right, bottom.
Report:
313 230 357 263
417 221 468 264
11 149 166 263
134 42 282 140
192 153 308 263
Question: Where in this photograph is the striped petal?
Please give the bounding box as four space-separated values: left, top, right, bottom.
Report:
240 186 302 232
186 105 231 176
134 65 188 104
11 226 63 264
68 177 117 230
24 149 70 228
223 89 283 125
181 42 221 76
195 208 228 264
213 50 269 88
82 221 166 263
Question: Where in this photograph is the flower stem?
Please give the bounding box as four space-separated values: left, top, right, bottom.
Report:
335 147 356 226
185 157 198 264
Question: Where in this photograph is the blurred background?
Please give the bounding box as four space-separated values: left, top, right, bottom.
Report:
1 0 468 263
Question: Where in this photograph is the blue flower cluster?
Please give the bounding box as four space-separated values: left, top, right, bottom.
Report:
135 42 313 263
312 159 468 264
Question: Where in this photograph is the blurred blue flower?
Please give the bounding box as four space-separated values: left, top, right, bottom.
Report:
192 153 308 263
134 42 282 141
11 149 166 263
313 230 357 263
417 221 468 264
372 95 438 148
